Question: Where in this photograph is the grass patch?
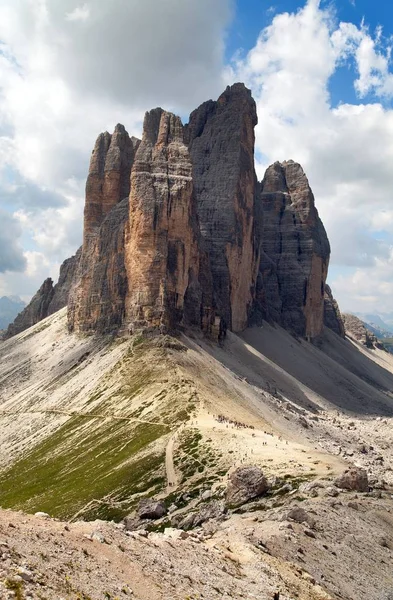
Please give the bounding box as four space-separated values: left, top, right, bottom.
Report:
4 578 24 600
0 415 168 521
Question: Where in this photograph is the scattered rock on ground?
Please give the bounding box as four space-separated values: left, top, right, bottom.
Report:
226 465 270 507
286 506 316 528
334 467 369 492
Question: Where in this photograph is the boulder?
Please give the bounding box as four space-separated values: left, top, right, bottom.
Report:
123 517 146 532
177 501 226 530
286 506 316 528
137 498 167 520
334 467 369 492
226 465 270 507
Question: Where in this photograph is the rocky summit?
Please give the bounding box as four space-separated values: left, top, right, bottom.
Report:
6 83 341 343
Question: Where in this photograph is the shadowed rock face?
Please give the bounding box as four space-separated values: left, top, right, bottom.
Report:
4 251 81 339
187 83 259 332
5 279 54 339
324 284 345 338
48 249 82 316
252 160 330 339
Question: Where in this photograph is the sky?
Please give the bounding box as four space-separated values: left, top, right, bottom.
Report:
0 0 393 314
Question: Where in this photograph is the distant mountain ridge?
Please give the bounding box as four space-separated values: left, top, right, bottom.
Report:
354 312 393 338
0 296 25 330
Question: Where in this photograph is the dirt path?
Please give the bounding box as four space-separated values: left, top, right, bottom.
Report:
0 409 169 428
165 427 183 491
194 409 345 479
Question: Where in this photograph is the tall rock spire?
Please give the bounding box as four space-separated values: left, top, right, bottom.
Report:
68 124 140 333
253 160 330 339
83 125 139 242
125 109 209 333
186 83 259 332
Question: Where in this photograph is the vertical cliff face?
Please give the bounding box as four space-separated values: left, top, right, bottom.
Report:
48 249 82 316
5 279 54 339
84 125 139 242
125 109 210 333
4 84 345 342
68 199 129 333
187 83 259 332
68 125 140 333
324 284 345 338
253 161 330 339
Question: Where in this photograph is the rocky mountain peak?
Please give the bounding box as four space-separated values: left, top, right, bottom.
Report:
144 109 184 146
7 83 344 343
84 124 139 242
253 158 330 339
187 81 258 332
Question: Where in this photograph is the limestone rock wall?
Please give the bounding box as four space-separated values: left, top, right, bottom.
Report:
252 161 330 339
324 284 345 337
48 249 82 316
84 124 139 243
68 124 140 333
125 109 215 334
4 85 346 342
63 84 341 342
68 199 129 333
186 83 259 332
4 249 80 338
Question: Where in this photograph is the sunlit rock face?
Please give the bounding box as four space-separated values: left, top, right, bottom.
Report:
124 108 214 334
68 125 140 333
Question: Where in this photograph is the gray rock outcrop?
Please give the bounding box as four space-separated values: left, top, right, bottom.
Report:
343 314 385 349
324 284 345 337
226 465 270 507
137 498 167 520
5 249 80 339
187 83 259 332
334 467 369 492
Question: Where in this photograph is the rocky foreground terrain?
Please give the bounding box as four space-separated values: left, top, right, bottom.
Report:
0 485 392 600
1 310 393 599
1 83 393 599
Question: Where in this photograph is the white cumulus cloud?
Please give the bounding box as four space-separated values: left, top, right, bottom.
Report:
229 0 393 313
0 0 232 298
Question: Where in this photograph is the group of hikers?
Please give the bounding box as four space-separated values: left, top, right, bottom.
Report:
214 414 256 430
